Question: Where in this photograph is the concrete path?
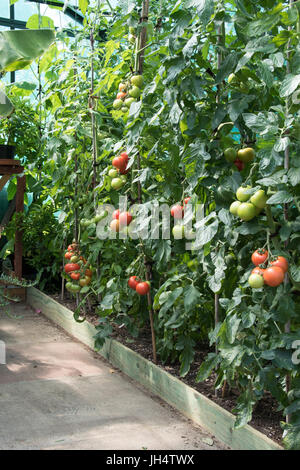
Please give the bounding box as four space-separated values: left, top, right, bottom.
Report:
0 303 225 450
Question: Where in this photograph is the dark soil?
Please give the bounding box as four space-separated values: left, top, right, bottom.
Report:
49 292 283 447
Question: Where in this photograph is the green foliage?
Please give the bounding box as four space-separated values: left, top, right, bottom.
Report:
3 201 63 291
5 0 300 449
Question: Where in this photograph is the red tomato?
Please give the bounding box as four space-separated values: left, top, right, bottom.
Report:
117 92 126 100
170 205 184 219
85 269 93 277
112 209 120 220
67 243 77 252
251 249 268 266
64 263 80 273
119 152 129 163
136 282 150 295
65 252 73 260
112 157 127 172
70 272 80 281
263 266 285 287
270 256 288 273
184 197 191 204
128 276 139 290
234 159 245 171
119 211 133 227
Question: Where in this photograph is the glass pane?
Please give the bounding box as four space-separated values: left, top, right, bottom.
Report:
0 1 10 19
39 5 74 28
15 67 38 87
13 1 83 28
14 0 36 22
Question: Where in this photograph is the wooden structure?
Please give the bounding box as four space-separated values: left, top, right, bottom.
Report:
0 159 25 280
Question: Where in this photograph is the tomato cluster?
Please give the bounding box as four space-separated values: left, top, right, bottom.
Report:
113 75 144 114
63 244 93 294
170 197 192 218
74 194 88 209
248 249 288 289
170 197 192 239
110 209 133 233
106 151 129 190
224 147 255 172
230 186 268 222
128 276 150 296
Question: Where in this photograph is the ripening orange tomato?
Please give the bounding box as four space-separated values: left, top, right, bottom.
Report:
270 256 288 274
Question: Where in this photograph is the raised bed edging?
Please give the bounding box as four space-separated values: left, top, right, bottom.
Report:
27 287 283 451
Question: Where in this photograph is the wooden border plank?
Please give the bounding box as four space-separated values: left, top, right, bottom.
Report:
26 287 283 451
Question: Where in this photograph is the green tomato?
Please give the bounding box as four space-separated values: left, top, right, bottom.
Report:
129 86 141 98
113 99 123 110
248 273 264 289
124 97 136 108
236 186 252 202
184 228 196 240
229 200 242 216
121 106 128 113
250 189 268 209
224 148 237 163
70 284 81 294
108 168 118 178
237 147 255 163
65 282 73 292
80 218 90 227
237 202 256 221
172 225 185 239
111 177 124 190
131 75 144 88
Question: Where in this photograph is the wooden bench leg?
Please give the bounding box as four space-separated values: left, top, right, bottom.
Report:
14 174 26 280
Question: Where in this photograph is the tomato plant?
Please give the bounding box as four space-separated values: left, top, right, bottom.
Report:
7 0 299 450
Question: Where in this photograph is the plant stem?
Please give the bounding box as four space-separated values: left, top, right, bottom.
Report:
133 0 157 364
214 19 225 398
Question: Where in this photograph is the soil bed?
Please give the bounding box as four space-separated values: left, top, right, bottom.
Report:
49 292 283 447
